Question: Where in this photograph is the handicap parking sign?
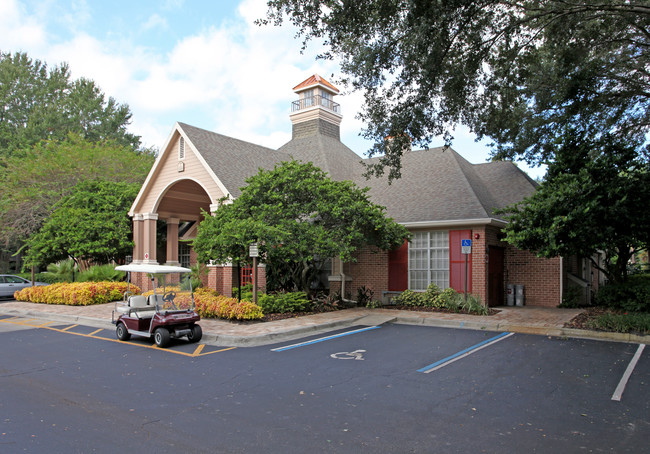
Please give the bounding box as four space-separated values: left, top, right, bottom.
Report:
461 239 471 254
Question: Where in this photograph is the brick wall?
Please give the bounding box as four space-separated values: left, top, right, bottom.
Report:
504 247 561 307
207 264 266 297
329 248 389 301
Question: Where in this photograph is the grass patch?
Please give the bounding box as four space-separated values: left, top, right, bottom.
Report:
586 312 650 335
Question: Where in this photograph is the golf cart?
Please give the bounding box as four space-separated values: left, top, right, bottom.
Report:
112 264 202 348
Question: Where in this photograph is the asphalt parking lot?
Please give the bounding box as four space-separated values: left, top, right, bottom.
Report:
1 315 648 453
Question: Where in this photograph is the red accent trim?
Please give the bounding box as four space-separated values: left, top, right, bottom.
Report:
388 239 409 291
449 230 472 293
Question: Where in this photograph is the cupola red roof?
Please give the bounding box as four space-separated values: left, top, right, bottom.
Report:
293 74 339 93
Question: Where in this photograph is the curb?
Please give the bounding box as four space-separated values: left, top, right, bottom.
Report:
1 306 647 346
391 316 650 345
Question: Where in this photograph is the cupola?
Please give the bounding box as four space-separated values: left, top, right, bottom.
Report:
290 74 343 140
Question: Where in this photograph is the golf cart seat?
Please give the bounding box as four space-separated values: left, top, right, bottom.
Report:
115 294 154 317
148 294 164 307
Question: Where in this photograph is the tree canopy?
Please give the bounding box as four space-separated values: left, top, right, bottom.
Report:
193 160 410 293
261 1 650 179
0 51 141 157
0 134 154 250
24 180 140 270
500 132 650 283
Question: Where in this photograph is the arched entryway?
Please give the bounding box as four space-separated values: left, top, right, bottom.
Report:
132 178 214 267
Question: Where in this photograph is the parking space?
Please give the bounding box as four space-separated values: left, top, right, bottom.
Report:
1 315 648 452
268 323 648 404
0 314 235 357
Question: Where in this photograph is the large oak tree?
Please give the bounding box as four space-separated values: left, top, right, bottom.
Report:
261 1 650 179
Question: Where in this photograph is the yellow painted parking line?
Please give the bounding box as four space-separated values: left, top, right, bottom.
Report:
0 317 41 327
0 316 234 357
60 324 78 332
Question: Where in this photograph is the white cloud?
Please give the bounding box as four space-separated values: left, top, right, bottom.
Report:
143 13 168 31
0 0 47 51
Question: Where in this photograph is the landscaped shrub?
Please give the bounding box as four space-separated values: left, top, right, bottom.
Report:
144 287 264 321
232 283 254 300
393 289 424 306
258 291 310 314
78 264 125 282
392 285 488 315
586 312 650 335
595 274 650 312
14 282 138 305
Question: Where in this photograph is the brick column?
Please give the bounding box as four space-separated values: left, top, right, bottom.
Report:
142 213 158 264
165 218 180 266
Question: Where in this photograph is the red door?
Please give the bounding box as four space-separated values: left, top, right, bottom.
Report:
449 230 472 293
388 239 408 291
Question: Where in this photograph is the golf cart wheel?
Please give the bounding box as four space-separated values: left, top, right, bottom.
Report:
188 324 202 343
154 327 171 348
116 322 131 341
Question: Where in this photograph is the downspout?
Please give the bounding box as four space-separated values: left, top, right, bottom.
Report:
338 257 357 304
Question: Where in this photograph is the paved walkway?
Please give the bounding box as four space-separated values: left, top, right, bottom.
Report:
0 300 647 346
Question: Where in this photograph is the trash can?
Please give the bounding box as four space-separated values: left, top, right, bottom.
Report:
506 284 515 306
515 284 525 306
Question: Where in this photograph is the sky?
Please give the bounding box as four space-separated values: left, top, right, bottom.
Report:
1 0 546 180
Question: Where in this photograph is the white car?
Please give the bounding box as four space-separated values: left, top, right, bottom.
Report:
0 274 49 298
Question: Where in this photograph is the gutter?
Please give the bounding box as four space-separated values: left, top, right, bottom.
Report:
399 218 507 229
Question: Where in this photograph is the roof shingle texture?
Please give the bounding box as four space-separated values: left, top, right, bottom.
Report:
179 122 537 223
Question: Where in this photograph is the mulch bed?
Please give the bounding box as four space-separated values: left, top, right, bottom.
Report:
563 306 623 330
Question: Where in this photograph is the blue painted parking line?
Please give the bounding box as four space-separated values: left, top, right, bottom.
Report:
418 332 515 373
271 326 381 352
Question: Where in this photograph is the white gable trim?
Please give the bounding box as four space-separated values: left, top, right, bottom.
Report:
129 122 232 216
177 124 232 200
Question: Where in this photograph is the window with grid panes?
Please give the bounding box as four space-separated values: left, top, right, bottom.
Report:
408 231 449 290
179 242 191 268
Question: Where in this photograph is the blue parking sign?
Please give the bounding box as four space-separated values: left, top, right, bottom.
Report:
461 239 471 254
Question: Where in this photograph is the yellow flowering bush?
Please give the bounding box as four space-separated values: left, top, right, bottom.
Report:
14 282 139 306
142 287 263 321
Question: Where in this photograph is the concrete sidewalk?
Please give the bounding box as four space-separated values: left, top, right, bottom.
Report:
0 300 647 346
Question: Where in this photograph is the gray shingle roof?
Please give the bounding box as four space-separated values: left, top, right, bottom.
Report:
178 122 288 198
362 148 537 223
178 122 537 224
276 133 364 182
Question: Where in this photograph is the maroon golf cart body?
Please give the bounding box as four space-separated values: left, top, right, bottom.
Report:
112 264 202 348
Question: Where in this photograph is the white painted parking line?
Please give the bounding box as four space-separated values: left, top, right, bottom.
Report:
418 332 515 373
611 343 645 402
271 326 381 352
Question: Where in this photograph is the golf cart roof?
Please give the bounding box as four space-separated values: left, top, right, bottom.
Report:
115 264 191 274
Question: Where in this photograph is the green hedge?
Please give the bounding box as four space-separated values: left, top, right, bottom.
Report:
595 274 650 312
258 291 311 314
393 284 488 315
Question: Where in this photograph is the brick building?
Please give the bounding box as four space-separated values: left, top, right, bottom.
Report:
128 75 568 307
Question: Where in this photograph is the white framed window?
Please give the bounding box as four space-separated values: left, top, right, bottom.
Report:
303 89 314 107
409 230 449 290
179 137 185 160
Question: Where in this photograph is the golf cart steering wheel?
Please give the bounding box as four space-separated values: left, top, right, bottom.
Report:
162 291 176 303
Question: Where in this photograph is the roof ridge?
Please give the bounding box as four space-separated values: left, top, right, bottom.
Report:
447 149 493 218
177 122 275 152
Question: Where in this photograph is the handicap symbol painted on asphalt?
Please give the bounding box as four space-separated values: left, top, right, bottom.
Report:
331 349 366 361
